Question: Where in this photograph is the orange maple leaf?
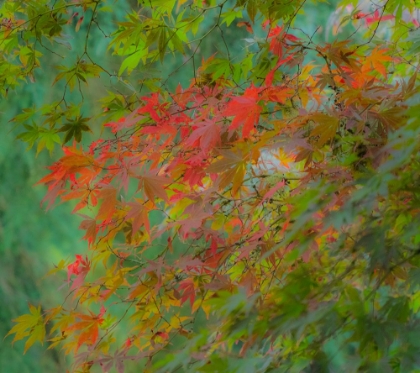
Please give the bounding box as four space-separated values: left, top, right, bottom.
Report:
138 173 169 203
364 47 393 78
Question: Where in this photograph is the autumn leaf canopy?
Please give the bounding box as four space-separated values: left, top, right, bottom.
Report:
5 0 420 372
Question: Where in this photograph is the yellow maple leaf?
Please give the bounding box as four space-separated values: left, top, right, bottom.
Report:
6 304 45 353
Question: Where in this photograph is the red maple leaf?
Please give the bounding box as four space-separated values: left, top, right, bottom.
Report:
67 254 90 290
178 279 195 309
268 25 284 57
186 119 221 153
224 85 262 138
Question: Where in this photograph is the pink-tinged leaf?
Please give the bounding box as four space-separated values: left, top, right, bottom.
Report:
365 10 394 26
353 11 367 20
41 181 65 211
138 257 166 288
105 110 145 133
261 179 286 204
98 305 106 319
176 257 205 271
181 158 207 188
116 358 125 373
237 242 260 260
125 201 150 235
141 123 177 138
186 119 221 152
178 210 212 239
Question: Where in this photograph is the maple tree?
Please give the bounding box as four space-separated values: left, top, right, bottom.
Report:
4 0 420 371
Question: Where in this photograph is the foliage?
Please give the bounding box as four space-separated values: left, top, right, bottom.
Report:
4 0 420 372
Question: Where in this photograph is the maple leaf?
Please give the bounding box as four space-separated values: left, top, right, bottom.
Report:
224 85 262 138
128 282 149 300
66 307 106 349
79 215 97 246
141 121 178 142
263 84 294 103
177 209 212 239
37 149 97 211
310 113 340 147
268 25 284 58
374 107 406 131
206 149 246 173
295 147 314 167
125 200 150 236
60 151 95 171
96 186 117 220
186 119 221 153
61 185 100 213
171 83 192 109
260 179 286 204
207 149 247 195
182 157 208 188
178 279 196 309
105 110 145 133
138 173 169 203
264 56 295 87
67 254 90 290
40 181 65 211
137 93 169 122
364 47 393 79
274 148 296 169
6 304 45 354
365 10 395 26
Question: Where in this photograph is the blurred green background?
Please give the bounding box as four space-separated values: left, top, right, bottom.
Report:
0 1 346 371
